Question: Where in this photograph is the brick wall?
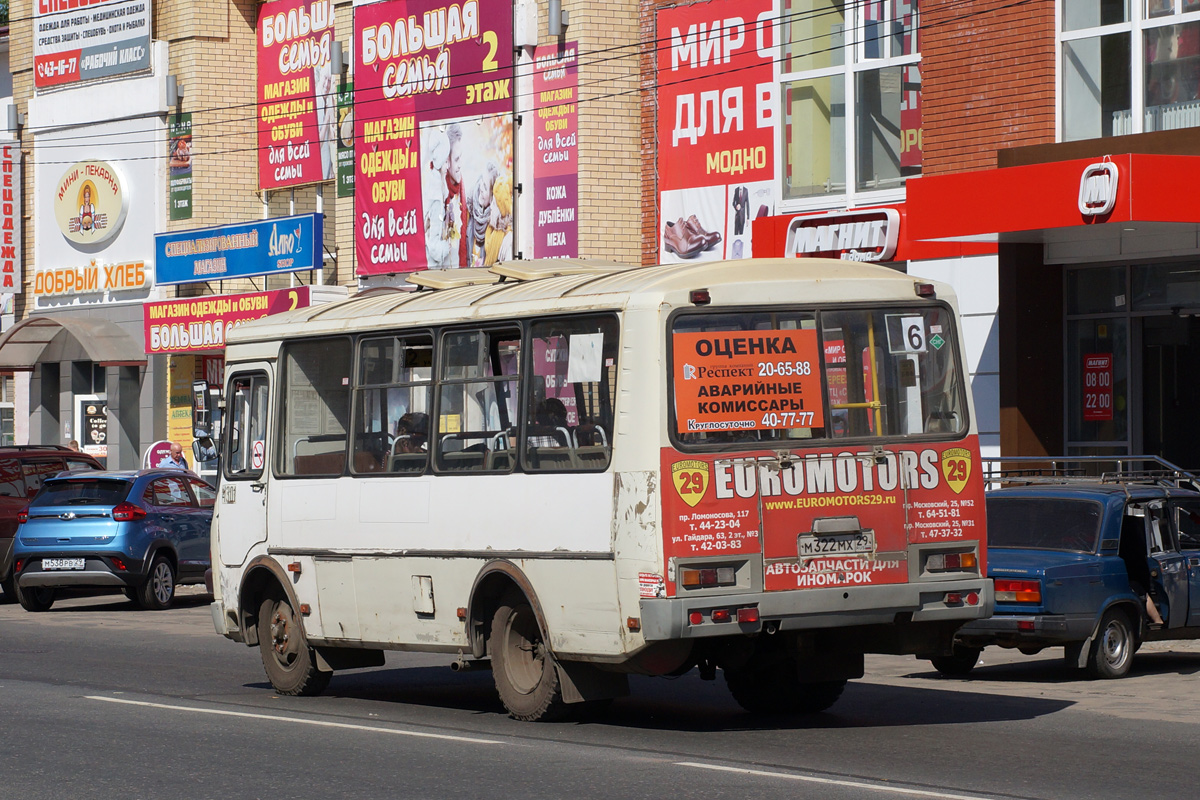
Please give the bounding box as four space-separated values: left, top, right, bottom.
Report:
572 0 644 265
922 0 1056 175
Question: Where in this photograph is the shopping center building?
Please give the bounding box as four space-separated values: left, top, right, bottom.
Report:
0 0 1195 464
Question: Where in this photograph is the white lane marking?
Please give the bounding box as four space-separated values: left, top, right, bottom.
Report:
85 696 504 745
677 762 1005 800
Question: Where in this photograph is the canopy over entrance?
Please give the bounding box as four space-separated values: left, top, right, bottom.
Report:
0 315 146 370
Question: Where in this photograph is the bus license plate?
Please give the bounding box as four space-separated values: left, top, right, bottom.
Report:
798 532 875 557
43 558 85 570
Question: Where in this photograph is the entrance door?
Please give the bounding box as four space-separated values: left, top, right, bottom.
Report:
218 369 271 567
1140 316 1200 466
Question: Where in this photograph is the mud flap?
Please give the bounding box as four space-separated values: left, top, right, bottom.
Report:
1065 639 1089 669
555 660 631 705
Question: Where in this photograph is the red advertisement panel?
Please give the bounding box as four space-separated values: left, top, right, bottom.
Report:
354 0 514 276
1082 353 1114 422
533 42 578 258
143 286 312 354
661 438 987 595
672 330 824 434
656 0 776 262
257 0 336 190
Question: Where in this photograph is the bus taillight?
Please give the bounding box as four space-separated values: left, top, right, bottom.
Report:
679 566 736 588
995 579 1041 603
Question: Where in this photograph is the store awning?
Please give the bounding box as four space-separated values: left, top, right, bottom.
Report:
907 153 1200 263
0 315 147 370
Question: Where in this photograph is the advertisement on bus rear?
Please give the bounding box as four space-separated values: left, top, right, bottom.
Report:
672 329 825 434
661 437 986 594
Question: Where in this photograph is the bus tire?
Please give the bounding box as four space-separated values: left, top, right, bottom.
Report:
930 644 982 676
490 593 568 722
257 596 331 697
725 654 847 714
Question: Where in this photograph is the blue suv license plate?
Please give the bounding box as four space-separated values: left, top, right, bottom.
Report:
43 558 85 570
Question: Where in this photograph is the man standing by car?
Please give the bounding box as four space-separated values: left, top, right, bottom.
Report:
157 443 189 471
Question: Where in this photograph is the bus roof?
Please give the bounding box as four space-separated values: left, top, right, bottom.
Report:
226 258 955 346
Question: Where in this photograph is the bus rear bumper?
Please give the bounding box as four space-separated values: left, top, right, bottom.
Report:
639 578 994 642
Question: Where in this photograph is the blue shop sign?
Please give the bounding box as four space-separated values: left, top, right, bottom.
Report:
155 213 322 285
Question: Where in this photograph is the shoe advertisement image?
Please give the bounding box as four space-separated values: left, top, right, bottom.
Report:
660 181 774 263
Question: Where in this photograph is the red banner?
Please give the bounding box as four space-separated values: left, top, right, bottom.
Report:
533 42 578 259
143 287 311 354
656 0 776 262
661 438 987 595
257 0 337 190
354 0 515 276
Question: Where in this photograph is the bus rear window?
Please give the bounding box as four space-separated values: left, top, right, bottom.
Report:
670 306 966 446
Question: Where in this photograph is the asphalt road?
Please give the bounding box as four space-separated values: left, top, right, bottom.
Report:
2 588 1198 800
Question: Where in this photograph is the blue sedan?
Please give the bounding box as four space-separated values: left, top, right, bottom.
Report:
936 481 1200 679
11 469 216 612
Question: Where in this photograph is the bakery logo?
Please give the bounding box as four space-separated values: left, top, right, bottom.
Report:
671 459 710 508
785 208 900 262
54 161 128 247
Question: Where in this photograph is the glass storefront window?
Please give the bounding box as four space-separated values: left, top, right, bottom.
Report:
1066 317 1129 446
781 0 919 203
855 66 921 191
784 77 846 199
1063 33 1132 140
1144 23 1200 132
1131 262 1200 310
1064 0 1129 30
1067 265 1126 313
783 0 845 72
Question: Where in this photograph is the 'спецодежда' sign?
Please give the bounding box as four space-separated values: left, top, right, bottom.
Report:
154 213 322 285
144 286 312 354
672 329 825 434
35 0 152 88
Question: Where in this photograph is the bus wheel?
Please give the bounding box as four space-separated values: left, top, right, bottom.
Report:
257 596 331 697
930 644 982 676
490 593 568 722
725 655 846 714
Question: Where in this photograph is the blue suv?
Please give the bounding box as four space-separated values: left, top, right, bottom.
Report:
11 469 215 612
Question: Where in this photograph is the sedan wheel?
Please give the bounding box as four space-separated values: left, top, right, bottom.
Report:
1087 609 1134 679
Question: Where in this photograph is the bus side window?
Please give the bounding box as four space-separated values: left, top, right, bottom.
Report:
351 334 433 475
524 314 619 472
435 327 520 473
277 338 353 477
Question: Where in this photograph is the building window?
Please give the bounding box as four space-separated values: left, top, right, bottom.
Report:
1061 0 1200 140
780 0 921 205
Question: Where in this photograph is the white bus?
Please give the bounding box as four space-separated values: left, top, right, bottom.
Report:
208 258 993 720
